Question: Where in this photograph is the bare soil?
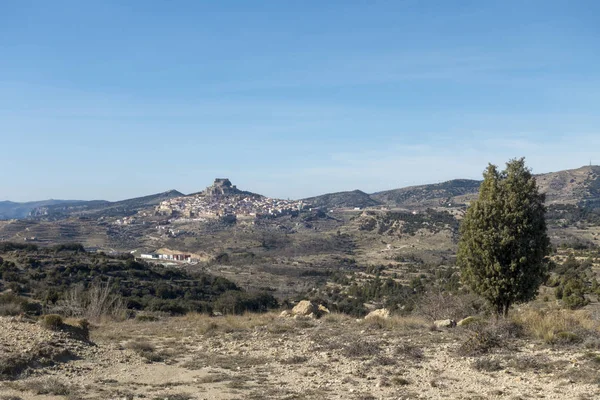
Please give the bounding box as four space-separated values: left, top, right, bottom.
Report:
2 313 600 400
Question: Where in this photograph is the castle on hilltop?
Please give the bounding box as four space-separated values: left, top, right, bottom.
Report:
204 178 241 197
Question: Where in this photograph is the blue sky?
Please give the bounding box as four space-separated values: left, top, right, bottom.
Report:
1 1 599 201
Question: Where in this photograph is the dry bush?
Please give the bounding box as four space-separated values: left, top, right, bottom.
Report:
125 340 155 353
177 311 278 334
57 280 126 321
124 340 167 363
391 376 410 386
321 312 350 325
152 394 194 400
20 377 73 395
195 373 231 384
559 365 600 385
414 290 484 321
360 315 429 331
280 355 309 365
182 351 267 371
0 302 22 316
394 344 424 361
472 356 502 372
40 314 63 330
457 319 521 356
367 355 397 366
504 354 555 372
0 344 76 380
0 354 27 379
342 340 381 358
135 314 159 322
513 308 599 344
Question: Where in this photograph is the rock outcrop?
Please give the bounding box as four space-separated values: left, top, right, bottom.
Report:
365 308 391 320
282 301 329 319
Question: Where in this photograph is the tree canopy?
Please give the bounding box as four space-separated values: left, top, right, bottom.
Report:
457 158 550 316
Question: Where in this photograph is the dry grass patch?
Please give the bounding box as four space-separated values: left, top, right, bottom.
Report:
280 355 309 365
321 312 351 325
503 354 556 372
183 352 267 371
0 345 77 380
391 376 411 386
367 355 397 366
124 339 171 363
559 365 600 385
17 377 74 396
360 315 429 331
152 394 194 400
342 340 381 358
513 308 599 345
472 356 503 372
195 372 231 384
394 343 424 361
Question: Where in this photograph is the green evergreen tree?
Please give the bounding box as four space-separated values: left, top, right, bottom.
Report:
457 158 550 316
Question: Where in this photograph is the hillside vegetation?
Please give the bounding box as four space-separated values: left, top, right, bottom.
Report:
0 243 277 317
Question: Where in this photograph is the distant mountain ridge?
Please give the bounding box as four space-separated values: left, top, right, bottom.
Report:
28 190 184 220
304 165 600 210
3 165 599 220
0 200 79 220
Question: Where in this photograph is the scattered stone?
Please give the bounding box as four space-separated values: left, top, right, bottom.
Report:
365 308 390 320
318 304 330 314
434 319 457 328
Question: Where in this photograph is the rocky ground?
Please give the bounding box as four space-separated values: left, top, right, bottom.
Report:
1 310 600 400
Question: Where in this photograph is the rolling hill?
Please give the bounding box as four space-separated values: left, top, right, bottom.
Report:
302 190 382 209
28 190 184 220
372 165 600 208
371 179 481 208
0 200 79 220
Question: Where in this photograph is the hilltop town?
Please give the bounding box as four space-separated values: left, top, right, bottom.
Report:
155 178 309 221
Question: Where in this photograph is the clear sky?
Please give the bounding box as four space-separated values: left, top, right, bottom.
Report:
1 1 599 202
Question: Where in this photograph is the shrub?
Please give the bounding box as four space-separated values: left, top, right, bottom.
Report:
415 290 484 321
394 344 424 361
22 377 72 395
124 340 166 363
342 340 381 358
391 377 410 386
458 319 521 356
458 329 501 356
40 314 64 330
153 395 194 400
472 357 502 372
213 290 278 315
136 314 159 322
0 293 41 316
